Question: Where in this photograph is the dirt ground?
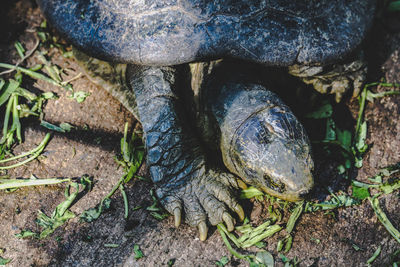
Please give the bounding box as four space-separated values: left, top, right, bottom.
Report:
0 1 399 266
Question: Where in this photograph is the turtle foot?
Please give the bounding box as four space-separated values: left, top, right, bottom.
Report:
289 55 367 102
156 170 244 241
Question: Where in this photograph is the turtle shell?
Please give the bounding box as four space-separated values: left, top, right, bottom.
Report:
37 0 376 66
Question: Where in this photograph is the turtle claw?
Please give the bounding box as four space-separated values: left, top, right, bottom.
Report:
174 207 181 227
198 221 208 241
235 205 245 222
222 212 234 231
237 179 248 190
157 169 243 240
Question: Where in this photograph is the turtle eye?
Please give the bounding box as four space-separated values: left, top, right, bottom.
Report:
263 174 286 193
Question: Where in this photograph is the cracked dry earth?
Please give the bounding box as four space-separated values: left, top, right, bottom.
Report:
0 1 400 266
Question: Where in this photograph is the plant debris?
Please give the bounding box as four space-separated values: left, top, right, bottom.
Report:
15 176 91 239
81 123 144 222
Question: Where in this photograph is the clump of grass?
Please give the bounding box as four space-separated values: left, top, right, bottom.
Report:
0 22 83 164
353 82 400 168
80 123 144 222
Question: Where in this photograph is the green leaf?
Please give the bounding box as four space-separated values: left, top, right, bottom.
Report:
354 156 363 168
29 64 43 72
368 175 383 184
215 256 229 266
336 129 352 151
0 80 19 107
41 91 56 99
369 196 400 244
15 230 38 239
255 241 266 248
36 178 89 239
150 211 170 220
104 244 119 248
279 254 290 263
240 187 264 199
59 123 74 132
0 256 11 265
133 244 144 260
277 239 284 252
355 121 368 153
14 41 25 59
324 118 336 141
388 0 400 11
283 235 293 253
379 178 400 195
40 121 66 133
69 91 90 103
351 180 376 189
167 259 175 267
124 150 144 184
305 103 333 119
80 198 111 223
366 246 381 266
351 184 370 200
37 210 76 239
286 201 304 234
351 243 363 251
121 123 130 162
310 237 321 244
305 193 360 212
255 251 274 267
241 225 282 248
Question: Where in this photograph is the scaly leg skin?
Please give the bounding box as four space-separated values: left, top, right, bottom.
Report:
127 65 244 240
288 54 367 102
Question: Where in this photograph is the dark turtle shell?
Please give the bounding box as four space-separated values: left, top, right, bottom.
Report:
37 0 375 66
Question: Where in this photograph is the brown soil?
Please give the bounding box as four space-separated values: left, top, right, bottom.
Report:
0 1 399 266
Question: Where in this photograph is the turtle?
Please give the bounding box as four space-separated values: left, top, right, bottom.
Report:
37 0 376 240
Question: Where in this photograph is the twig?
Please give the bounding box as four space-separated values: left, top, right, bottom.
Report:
0 38 40 76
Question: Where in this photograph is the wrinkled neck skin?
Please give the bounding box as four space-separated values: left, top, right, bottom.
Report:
207 81 314 201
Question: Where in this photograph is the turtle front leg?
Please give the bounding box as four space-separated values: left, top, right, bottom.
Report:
127 65 244 240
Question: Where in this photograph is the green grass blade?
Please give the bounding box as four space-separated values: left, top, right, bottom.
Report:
0 63 71 91
218 223 241 248
242 225 282 248
366 245 381 266
217 224 249 260
12 95 22 143
14 41 25 59
369 196 400 244
0 79 19 107
120 184 129 219
286 201 304 234
1 95 14 143
0 177 71 190
0 133 51 169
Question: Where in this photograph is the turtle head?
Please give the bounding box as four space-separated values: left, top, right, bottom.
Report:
225 105 314 201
